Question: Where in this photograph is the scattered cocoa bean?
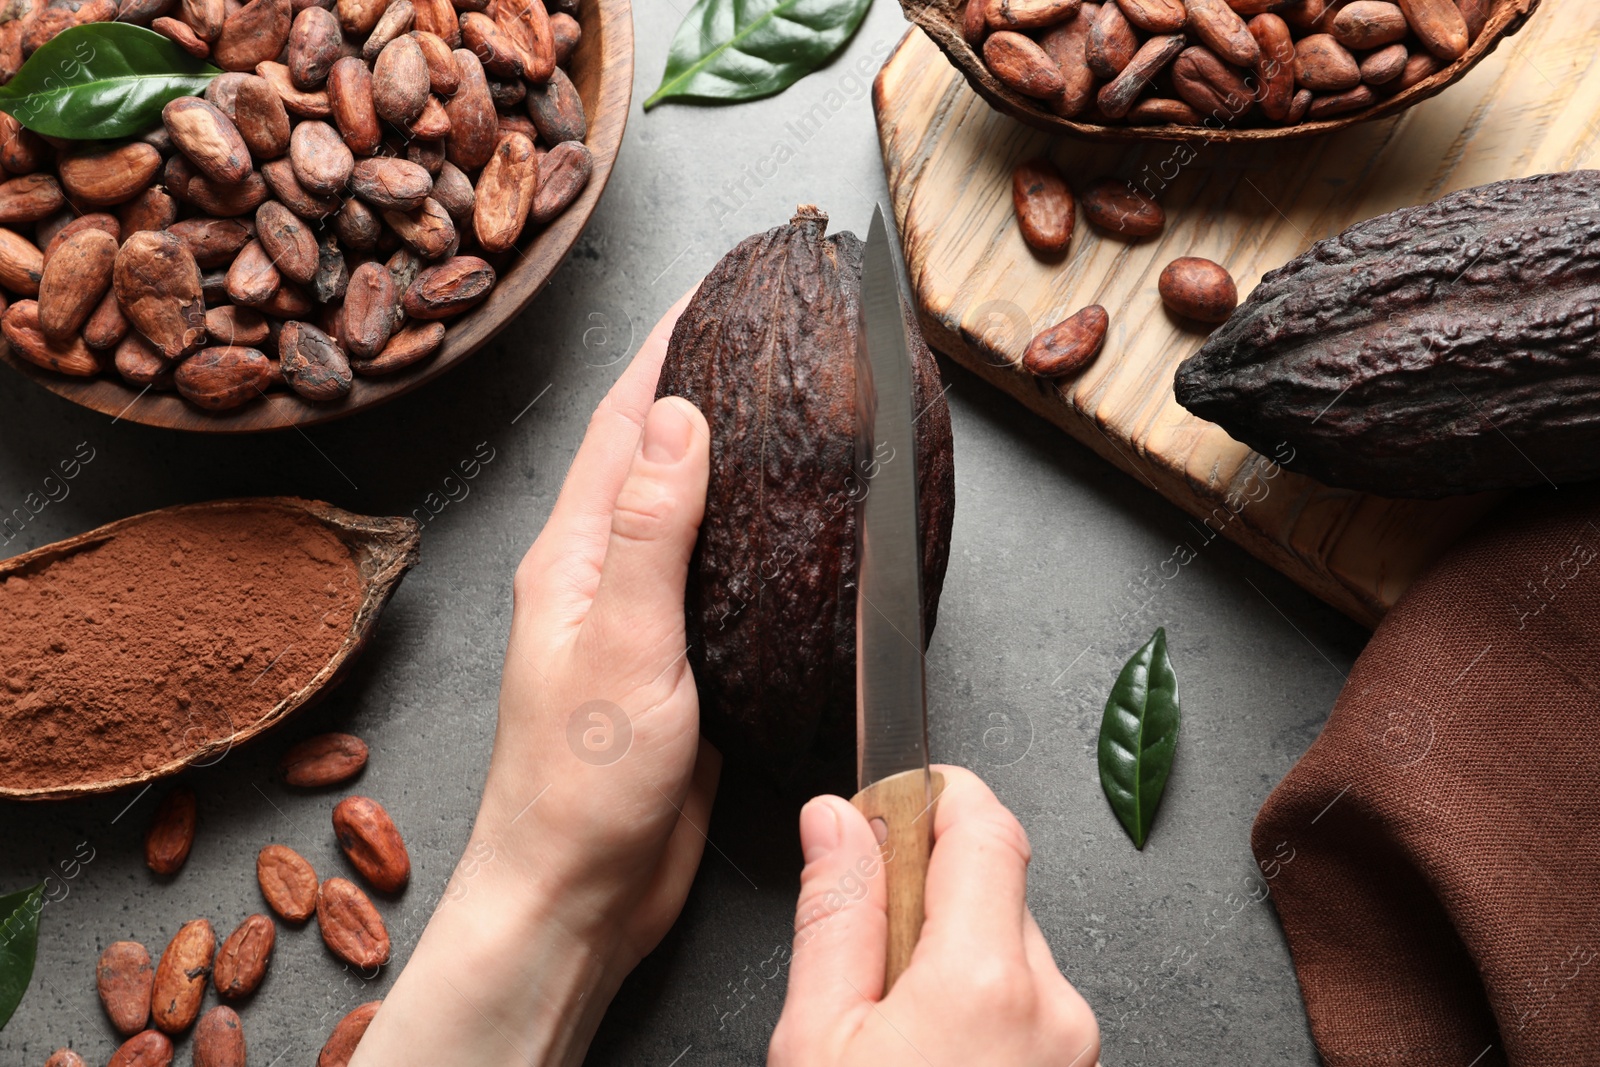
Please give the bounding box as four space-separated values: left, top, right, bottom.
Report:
108 1031 175 1067
44 1050 88 1067
282 732 369 785
494 0 554 82
1023 304 1108 377
118 187 178 236
186 171 272 217
317 1001 382 1067
1158 256 1237 323
144 786 198 875
97 941 155 1036
213 915 275 999
1010 157 1073 254
257 843 319 922
193 1006 246 1067
214 0 292 71
165 97 253 183
1081 178 1164 237
317 877 391 967
151 919 214 1033
256 60 334 117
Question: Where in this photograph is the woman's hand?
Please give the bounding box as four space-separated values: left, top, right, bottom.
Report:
769 767 1101 1067
351 293 719 1067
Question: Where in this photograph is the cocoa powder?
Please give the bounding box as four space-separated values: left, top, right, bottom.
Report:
0 505 358 790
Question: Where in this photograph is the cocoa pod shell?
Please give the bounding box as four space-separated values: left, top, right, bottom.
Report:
257 843 319 922
1023 304 1108 376
4 299 99 375
279 318 352 400
108 1031 175 1067
331 795 410 891
402 255 492 318
151 919 214 1033
528 139 589 225
316 877 390 967
317 1001 382 1067
38 227 117 342
97 940 155 1036
212 915 274 999
282 731 368 785
1158 255 1237 322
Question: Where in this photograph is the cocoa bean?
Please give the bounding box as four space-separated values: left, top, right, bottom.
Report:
163 154 198 201
1172 45 1256 121
183 0 224 39
1081 178 1165 237
334 196 382 248
313 236 349 302
114 334 173 386
281 732 368 785
349 156 432 210
362 0 411 59
261 157 342 218
1249 12 1296 120
495 110 539 145
205 71 249 116
1097 32 1184 119
961 0 986 47
151 919 214 1033
342 260 398 356
1086 2 1136 77
492 0 553 81
289 119 354 195
0 112 45 175
460 9 522 77
1396 49 1442 89
317 877 391 967
255 200 320 284
1457 0 1489 39
152 16 210 56
1119 0 1184 31
372 33 431 123
530 140 590 225
1227 0 1290 12
336 0 386 35
1293 32 1360 90
118 187 178 236
386 246 422 293
42 213 118 263
411 28 459 92
1158 256 1236 322
984 30 1065 99
443 49 496 169
1280 0 1341 32
1398 0 1467 59
57 143 161 209
115 232 207 360
410 0 456 44
215 0 292 70
317 1001 382 1067
187 172 272 216
473 132 535 253
193 1006 246 1067
1360 41 1407 83
20 6 79 58
45 1050 88 1067
108 1031 174 1067
1184 0 1261 65
289 5 343 87
144 786 197 875
97 941 154 1036
1128 96 1202 123
549 10 578 64
384 196 455 259
1307 83 1374 116
327 54 382 154
171 217 256 267
0 226 43 296
175 345 273 408
258 844 320 921
206 305 270 346
200 268 231 306
1287 85 1313 121
1010 157 1073 253
430 160 474 221
279 318 351 399
1330 0 1406 47
0 172 63 223
2 300 98 375
403 255 492 318
38 228 116 342
1038 2 1098 118
255 61 333 117
213 915 275 999
524 65 584 143
85 289 132 350
353 319 443 374
164 97 252 183
982 0 1077 29
1023 304 1107 376
233 73 292 159
227 239 282 306
408 95 451 138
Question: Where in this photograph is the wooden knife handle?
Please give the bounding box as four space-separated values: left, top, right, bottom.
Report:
850 768 944 993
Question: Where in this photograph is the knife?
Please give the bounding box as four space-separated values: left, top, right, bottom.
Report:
851 205 944 994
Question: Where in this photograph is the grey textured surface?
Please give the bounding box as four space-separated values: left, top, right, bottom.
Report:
0 3 1369 1063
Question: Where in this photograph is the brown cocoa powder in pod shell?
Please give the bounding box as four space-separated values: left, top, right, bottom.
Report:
97 940 155 1036
473 132 536 253
317 876 390 967
3 299 99 375
317 1001 382 1067
444 48 497 170
193 1005 247 1067
1010 157 1073 254
332 795 411 891
151 919 214 1033
282 732 368 785
403 255 493 318
1081 177 1165 238
44 1050 89 1067
257 843 319 921
233 74 292 159
0 172 64 223
529 140 590 225
115 333 174 386
0 226 43 296
108 1030 175 1067
213 914 275 998
214 0 292 71
354 319 444 375
144 786 198 874
1023 304 1109 377
279 318 353 400
175 345 274 409
37 227 117 342
327 55 382 155
1158 256 1237 323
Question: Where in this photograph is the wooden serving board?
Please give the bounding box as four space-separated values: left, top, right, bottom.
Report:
873 6 1600 627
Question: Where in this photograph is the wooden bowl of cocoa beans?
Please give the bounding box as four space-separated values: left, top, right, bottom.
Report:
0 0 631 431
906 0 1539 141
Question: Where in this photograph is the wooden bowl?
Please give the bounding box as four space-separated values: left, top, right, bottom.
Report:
904 0 1540 142
0 0 634 433
0 498 420 800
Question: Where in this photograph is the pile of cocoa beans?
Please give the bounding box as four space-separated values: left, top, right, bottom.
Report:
966 0 1491 128
0 0 591 412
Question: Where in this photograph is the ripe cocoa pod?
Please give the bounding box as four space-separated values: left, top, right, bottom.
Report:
317 877 390 967
86 287 132 351
524 65 584 143
1038 2 1098 118
655 208 955 785
1117 0 1184 31
151 919 214 1033
282 732 369 785
289 5 343 88
164 97 253 183
1081 178 1165 237
372 33 430 123
115 334 174 387
144 786 197 875
213 915 275 999
257 843 319 921
332 795 411 891
279 318 352 400
256 60 334 117
290 120 354 196
233 74 292 159
0 226 44 296
411 28 459 92
1086 0 1136 77
44 1050 88 1067
187 171 272 217
1185 0 1262 65
363 0 414 59
402 255 493 318
529 139 591 225
0 172 64 223
38 228 117 343
262 158 343 218
327 55 382 155
97 941 155 1036
4 299 99 375
473 132 535 253
349 156 433 210
354 319 444 375
1023 304 1108 377
1398 0 1467 59
108 1031 174 1067
206 305 271 346
171 217 256 268
255 200 320 284
317 1001 382 1067
1096 32 1185 119
118 187 178 236
1158 256 1236 322
1293 32 1360 90
174 346 273 409
983 30 1064 99
214 0 292 71
1011 157 1073 253
192 1006 246 1067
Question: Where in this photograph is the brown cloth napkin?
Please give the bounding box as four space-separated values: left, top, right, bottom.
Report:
1251 486 1600 1067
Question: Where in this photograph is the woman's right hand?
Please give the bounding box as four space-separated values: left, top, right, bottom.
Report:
769 766 1100 1067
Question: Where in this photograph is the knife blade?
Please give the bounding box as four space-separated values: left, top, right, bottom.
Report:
851 204 944 994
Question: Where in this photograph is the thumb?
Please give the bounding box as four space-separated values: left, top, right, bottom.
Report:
582 396 709 664
783 796 888 1017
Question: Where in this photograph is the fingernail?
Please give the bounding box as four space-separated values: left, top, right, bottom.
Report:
800 798 842 864
642 398 693 463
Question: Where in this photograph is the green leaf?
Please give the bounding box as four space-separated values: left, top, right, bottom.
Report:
0 884 44 1030
0 23 219 140
643 0 872 110
1098 628 1181 849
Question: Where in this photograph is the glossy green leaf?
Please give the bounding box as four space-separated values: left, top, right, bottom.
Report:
643 0 872 109
0 23 219 140
1098 628 1181 849
0 884 44 1029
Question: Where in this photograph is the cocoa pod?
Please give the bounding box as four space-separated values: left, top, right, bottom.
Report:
164 97 252 183
472 132 535 253
410 0 457 44
444 50 497 169
118 187 178 236
1086 0 1136 77
384 197 455 259
282 732 368 785
403 255 492 318
354 319 443 374
407 95 451 138
187 172 272 216
1172 45 1256 122
58 143 162 208
530 139 589 225
233 74 292 159
1038 2 1098 118
279 318 352 399
257 844 319 921
193 1006 246 1067
1330 0 1406 47
2 300 98 375
1158 256 1237 322
116 231 207 360
114 334 174 386
44 1051 88 1067
289 5 343 88
313 235 350 302
256 60 333 116
1118 0 1184 31
175 345 273 408
214 0 292 71
289 119 354 195
335 196 383 248
213 915 274 999
1128 96 1203 123
317 1001 382 1067
144 786 198 875
983 30 1064 99
549 10 578 64
1398 0 1467 59
0 112 44 175
227 239 282 306
206 304 270 346
0 172 64 223
524 65 584 143
332 796 410 891
108 1031 175 1067
328 55 382 154
372 33 431 123
151 919 214 1033
1097 32 1184 119
411 28 459 92
97 941 155 1036
1023 304 1108 376
183 0 224 39
350 156 433 210
1010 157 1073 253
1249 12 1296 121
262 157 342 218
317 877 390 967
171 217 256 267
86 288 132 350
430 160 474 221
362 0 412 59
336 0 386 35
1184 0 1261 66
492 0 553 81
0 226 44 296
1081 178 1165 237
1307 83 1374 116
1293 32 1360 90
460 10 522 77
38 228 117 342
343 260 398 356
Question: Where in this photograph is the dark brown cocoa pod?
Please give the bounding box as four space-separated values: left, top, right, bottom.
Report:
327 55 382 154
654 207 955 786
443 48 497 170
334 196 382 249
118 187 179 236
280 318 352 400
402 255 492 318
1023 304 1108 377
410 28 458 92
529 140 590 225
261 157 343 218
115 231 207 360
353 319 443 375
206 304 271 346
289 5 343 87
171 216 256 267
214 0 292 71
233 73 292 159
256 200 320 284
115 333 175 386
175 345 272 408
350 156 432 210
343 260 398 357
372 33 430 123
187 171 272 217
523 65 584 144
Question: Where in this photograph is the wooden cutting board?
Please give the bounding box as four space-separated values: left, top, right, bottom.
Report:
872 7 1600 627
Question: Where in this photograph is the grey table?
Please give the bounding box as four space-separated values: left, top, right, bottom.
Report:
0 4 1368 1063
